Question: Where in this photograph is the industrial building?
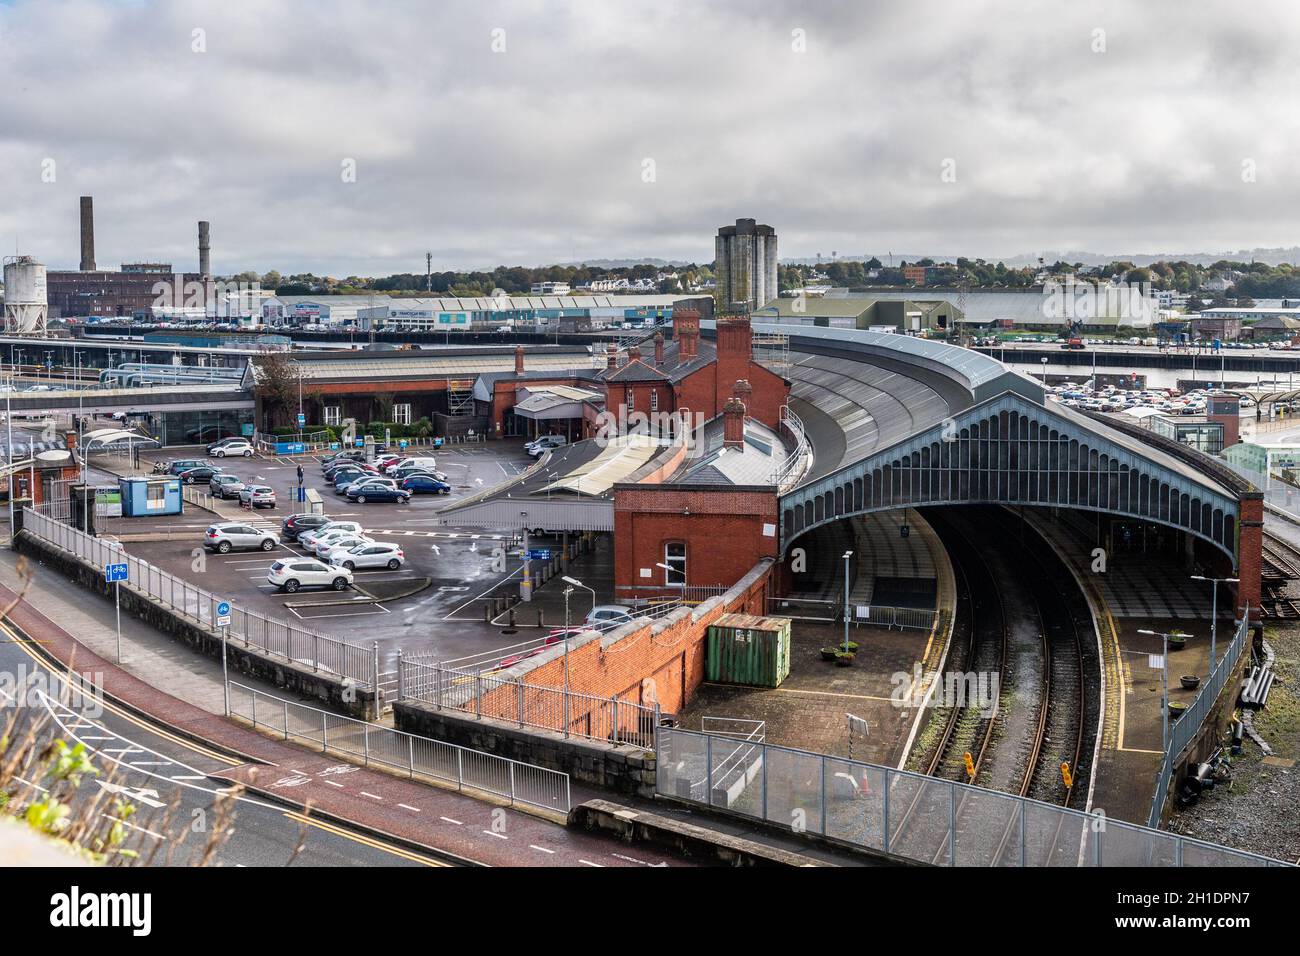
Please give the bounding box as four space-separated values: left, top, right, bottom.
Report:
753 296 959 334
715 218 778 312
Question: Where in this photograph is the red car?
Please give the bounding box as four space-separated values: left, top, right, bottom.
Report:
494 631 587 669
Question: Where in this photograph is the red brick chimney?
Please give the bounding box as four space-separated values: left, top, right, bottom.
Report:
674 307 700 361
654 331 664 366
514 344 525 375
733 378 752 402
723 397 746 450
716 312 753 413
628 344 641 363
606 342 617 369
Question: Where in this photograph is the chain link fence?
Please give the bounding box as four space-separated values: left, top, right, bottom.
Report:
656 727 1286 867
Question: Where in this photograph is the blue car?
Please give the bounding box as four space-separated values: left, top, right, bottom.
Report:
346 481 411 504
401 474 452 495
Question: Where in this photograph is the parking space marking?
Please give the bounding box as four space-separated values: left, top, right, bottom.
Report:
286 604 392 621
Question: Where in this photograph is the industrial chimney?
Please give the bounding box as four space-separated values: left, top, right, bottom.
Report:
79 197 96 271
198 221 211 276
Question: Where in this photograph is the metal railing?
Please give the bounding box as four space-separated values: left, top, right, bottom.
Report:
400 657 660 750
772 404 810 492
765 596 937 631
22 507 378 688
1148 614 1250 829
656 727 1288 867
227 682 569 812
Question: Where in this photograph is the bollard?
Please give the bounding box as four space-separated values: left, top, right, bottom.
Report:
508 607 515 626
537 608 543 627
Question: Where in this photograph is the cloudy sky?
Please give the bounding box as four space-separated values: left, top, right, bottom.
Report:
3 0 1300 275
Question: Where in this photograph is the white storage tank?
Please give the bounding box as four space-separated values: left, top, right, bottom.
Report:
3 255 48 335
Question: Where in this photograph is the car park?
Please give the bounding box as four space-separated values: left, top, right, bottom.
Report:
208 438 255 457
298 521 364 551
209 474 245 499
313 532 374 558
327 542 406 571
281 513 331 541
203 522 279 554
267 558 353 593
239 485 277 509
177 464 223 484
401 474 452 495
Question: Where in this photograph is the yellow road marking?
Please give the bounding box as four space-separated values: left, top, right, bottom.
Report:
280 811 452 866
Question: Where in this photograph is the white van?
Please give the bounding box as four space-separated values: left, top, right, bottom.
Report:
387 456 437 475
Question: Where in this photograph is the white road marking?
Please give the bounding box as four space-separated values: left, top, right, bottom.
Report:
324 780 345 788
360 791 383 801
482 830 508 840
440 816 463 825
397 803 421 813
529 844 555 854
578 859 603 867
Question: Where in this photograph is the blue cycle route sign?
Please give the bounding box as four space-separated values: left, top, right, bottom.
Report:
105 563 128 583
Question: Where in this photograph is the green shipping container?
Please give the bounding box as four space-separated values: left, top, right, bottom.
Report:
706 614 792 688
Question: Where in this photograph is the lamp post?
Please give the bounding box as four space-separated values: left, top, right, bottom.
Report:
1190 574 1238 668
1138 628 1191 754
842 550 854 653
1040 355 1049 386
562 575 596 615
562 585 574 714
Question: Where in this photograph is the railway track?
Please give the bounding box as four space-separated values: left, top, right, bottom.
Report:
891 508 1097 866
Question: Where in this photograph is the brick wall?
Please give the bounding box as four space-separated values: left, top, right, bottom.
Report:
480 559 773 721
613 485 779 593
1237 493 1264 621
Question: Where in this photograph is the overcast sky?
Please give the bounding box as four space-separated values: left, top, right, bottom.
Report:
3 0 1300 275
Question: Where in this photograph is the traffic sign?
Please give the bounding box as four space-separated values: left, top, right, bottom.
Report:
297 412 306 426
526 549 551 560
104 562 128 583
216 600 232 627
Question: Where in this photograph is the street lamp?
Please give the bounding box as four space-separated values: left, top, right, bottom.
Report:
1190 574 1238 668
562 575 596 614
1138 628 1192 754
1040 356 1049 386
842 550 854 653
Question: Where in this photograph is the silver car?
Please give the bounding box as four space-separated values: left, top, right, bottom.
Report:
210 474 246 499
204 522 279 554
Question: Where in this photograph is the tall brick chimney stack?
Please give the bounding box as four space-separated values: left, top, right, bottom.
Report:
654 331 664 366
606 343 618 369
514 344 525 375
79 197 96 271
723 397 746 450
628 344 641 363
673 307 700 361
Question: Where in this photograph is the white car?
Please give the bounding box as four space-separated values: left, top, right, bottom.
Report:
267 558 353 593
298 520 364 551
328 542 406 571
310 529 373 557
585 605 637 629
525 435 567 457
210 439 255 458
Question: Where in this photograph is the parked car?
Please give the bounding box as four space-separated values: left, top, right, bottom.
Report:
298 520 364 551
401 474 452 495
177 465 223 484
203 522 279 554
312 531 374 558
209 474 245 499
385 456 437 475
321 451 366 469
167 458 209 475
389 463 448 482
208 438 255 457
334 472 377 495
373 454 404 471
267 558 353 593
326 464 379 484
525 435 567 457
585 605 636 628
327 542 405 571
281 513 331 541
346 479 411 504
239 485 277 509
